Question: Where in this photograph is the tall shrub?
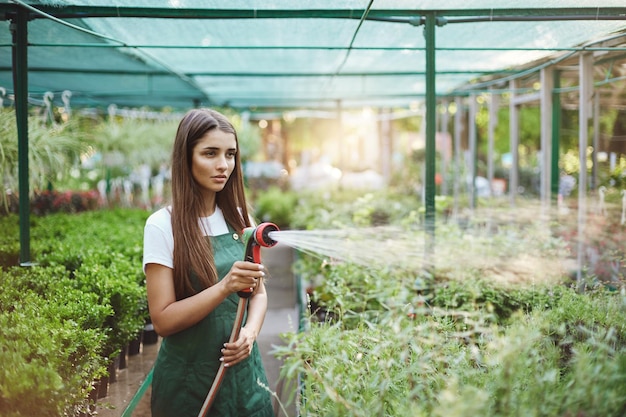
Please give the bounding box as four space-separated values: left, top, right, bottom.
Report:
0 266 111 416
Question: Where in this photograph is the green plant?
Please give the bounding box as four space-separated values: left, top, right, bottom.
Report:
289 189 422 230
276 286 626 417
254 186 298 228
0 109 89 212
6 211 147 342
0 266 111 416
0 208 151 415
72 256 147 359
280 187 625 415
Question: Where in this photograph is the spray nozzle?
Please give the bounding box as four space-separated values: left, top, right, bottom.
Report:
238 222 280 298
250 222 279 248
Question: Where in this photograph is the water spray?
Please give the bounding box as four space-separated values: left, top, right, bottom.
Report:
198 222 279 417
263 208 573 287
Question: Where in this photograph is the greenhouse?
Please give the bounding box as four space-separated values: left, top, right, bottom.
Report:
1 1 625 416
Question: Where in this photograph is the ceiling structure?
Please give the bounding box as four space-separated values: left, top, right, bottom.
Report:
1 1 626 113
1 0 625 268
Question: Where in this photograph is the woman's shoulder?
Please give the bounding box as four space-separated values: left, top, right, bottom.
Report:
145 206 172 229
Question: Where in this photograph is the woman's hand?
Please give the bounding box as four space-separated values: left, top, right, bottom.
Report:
222 261 265 294
220 326 257 367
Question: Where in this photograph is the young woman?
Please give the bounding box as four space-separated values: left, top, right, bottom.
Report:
142 108 274 417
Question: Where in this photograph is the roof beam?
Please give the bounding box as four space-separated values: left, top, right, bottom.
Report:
11 43 626 53
0 67 515 76
1 4 625 21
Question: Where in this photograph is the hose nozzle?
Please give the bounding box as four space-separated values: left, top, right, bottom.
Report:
238 222 280 298
248 222 279 249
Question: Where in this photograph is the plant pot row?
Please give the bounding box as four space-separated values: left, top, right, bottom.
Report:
96 324 159 400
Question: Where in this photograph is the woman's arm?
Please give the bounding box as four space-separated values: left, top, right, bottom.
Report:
146 261 265 337
220 279 268 367
242 279 268 338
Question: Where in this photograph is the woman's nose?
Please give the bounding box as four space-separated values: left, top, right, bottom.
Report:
216 155 228 170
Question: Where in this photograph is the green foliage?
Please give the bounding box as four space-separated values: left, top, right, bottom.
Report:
0 208 149 414
253 186 298 228
89 117 177 174
429 278 567 323
0 266 111 416
444 288 626 417
305 254 568 329
606 158 626 189
279 188 625 415
72 256 147 357
0 215 19 266
289 189 422 230
0 109 88 212
277 287 626 417
32 209 149 356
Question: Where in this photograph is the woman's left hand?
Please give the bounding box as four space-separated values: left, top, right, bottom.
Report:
220 326 257 367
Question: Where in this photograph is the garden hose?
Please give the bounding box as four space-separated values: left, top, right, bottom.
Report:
120 368 153 417
198 222 279 417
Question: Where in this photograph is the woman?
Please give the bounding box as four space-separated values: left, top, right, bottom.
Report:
142 108 274 417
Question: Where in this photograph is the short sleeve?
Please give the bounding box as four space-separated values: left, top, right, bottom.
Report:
143 208 174 273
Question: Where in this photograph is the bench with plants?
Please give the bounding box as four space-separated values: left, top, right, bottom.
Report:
274 189 626 417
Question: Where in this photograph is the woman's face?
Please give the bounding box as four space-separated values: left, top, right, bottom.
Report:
191 128 237 196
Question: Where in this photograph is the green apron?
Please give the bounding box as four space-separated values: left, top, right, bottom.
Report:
151 228 274 417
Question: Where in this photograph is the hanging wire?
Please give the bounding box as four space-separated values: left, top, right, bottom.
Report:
9 0 126 46
9 0 207 102
333 0 375 76
321 0 375 95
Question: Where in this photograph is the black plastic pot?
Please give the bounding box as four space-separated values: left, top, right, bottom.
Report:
128 331 143 356
143 321 158 345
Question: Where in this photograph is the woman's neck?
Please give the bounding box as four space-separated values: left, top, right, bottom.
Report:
200 194 217 217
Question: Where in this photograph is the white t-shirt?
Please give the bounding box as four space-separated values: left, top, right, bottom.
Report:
142 206 230 273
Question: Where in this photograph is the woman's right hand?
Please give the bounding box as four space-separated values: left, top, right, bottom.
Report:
222 261 265 294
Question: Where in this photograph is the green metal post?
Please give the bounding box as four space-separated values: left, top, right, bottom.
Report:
11 7 31 265
551 70 561 199
424 13 436 237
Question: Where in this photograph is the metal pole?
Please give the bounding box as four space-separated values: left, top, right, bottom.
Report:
440 100 449 196
379 108 392 184
453 96 462 217
577 52 593 291
336 100 344 172
551 70 561 199
509 79 519 207
468 94 477 210
424 13 436 237
487 89 498 197
591 92 600 190
540 67 554 214
10 7 31 265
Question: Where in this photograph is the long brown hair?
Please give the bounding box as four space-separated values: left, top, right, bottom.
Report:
170 108 251 299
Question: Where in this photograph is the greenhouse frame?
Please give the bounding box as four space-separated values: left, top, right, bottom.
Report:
1 1 625 287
